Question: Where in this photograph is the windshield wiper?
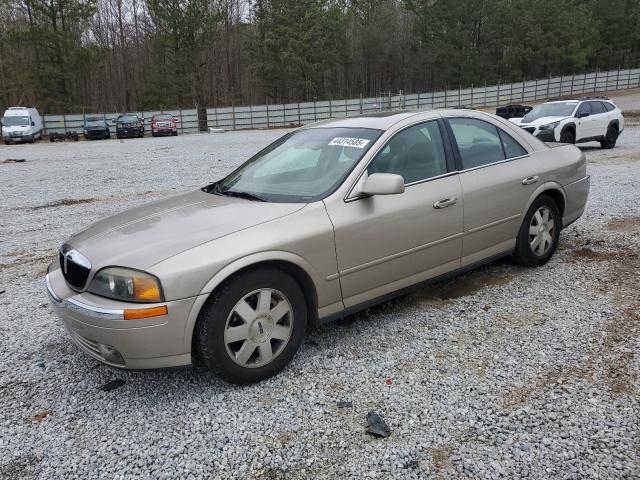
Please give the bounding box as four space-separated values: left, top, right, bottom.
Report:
218 188 266 202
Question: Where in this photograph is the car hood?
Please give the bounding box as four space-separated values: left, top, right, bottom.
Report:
516 116 568 127
66 190 305 271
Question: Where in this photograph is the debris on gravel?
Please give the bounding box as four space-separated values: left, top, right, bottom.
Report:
0 126 639 478
366 412 392 438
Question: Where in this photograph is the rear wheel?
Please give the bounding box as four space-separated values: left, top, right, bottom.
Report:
600 125 618 149
196 266 307 384
560 129 575 144
513 194 561 267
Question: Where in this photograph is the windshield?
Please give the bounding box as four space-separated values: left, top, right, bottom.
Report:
85 117 105 125
522 103 577 122
3 116 30 127
155 115 173 121
211 127 383 203
118 115 138 123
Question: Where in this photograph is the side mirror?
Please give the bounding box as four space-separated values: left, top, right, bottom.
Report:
577 112 590 118
31 121 35 126
360 173 405 196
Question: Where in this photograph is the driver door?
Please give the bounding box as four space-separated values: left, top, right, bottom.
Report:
325 120 463 308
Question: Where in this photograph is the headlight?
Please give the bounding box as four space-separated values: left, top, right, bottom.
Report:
539 121 560 131
88 267 164 303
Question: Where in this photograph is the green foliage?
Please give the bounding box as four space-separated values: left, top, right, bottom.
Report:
251 0 348 102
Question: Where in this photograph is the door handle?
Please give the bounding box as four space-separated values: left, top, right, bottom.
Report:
433 197 457 209
522 175 539 185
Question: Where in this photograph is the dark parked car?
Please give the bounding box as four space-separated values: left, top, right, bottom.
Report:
151 114 178 137
115 114 145 139
496 104 533 120
83 116 110 140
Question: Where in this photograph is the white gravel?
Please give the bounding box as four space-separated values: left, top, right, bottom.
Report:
1 121 639 479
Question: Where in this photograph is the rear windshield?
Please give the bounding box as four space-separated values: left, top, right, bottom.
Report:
3 116 30 126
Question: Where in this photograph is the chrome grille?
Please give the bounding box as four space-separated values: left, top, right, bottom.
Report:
59 246 91 290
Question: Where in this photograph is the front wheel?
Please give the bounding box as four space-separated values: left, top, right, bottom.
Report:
513 194 561 267
196 266 307 384
560 129 575 144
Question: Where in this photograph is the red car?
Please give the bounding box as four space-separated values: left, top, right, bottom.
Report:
151 114 178 137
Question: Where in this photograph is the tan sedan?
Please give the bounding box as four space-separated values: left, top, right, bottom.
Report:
46 109 590 383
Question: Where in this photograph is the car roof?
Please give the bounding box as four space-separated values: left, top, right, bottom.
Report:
304 110 441 130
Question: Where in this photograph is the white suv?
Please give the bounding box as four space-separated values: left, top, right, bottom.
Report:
510 97 624 149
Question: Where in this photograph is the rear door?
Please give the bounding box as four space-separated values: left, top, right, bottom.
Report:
326 119 464 308
446 116 538 267
588 101 608 138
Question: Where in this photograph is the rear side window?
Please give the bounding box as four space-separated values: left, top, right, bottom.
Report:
602 102 615 112
448 118 506 169
590 101 605 114
498 130 527 158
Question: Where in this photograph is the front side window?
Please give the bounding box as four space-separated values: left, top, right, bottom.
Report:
449 118 506 169
367 120 447 184
576 102 591 117
213 127 382 202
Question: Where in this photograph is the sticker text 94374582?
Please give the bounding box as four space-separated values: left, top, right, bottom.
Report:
328 137 371 148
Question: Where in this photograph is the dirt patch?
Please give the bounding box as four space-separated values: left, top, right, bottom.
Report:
568 246 624 262
29 197 97 210
431 445 453 470
29 410 52 423
409 271 513 308
606 217 640 233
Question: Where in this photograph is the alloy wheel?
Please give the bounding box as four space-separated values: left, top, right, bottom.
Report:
529 206 555 256
224 288 293 368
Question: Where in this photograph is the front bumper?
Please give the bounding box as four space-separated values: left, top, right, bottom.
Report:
534 129 557 142
520 125 558 142
3 134 32 143
46 266 195 369
152 128 176 136
84 129 109 139
116 128 143 138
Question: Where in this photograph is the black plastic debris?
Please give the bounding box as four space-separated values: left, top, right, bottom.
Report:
99 379 126 392
0 289 5 295
3 158 26 163
336 401 352 408
366 411 391 438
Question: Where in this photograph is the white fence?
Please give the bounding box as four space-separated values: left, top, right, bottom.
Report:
42 68 640 135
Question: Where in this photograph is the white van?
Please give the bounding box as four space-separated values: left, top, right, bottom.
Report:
2 107 44 144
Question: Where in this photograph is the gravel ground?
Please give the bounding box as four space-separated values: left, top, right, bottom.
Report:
1 116 639 479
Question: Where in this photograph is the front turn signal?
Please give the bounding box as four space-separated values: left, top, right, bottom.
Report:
123 305 168 320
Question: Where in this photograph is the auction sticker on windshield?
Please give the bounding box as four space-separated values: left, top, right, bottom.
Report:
329 137 371 148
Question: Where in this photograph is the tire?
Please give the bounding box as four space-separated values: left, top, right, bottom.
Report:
196 266 307 384
4 141 9 145
559 129 575 144
172 131 178 136
116 134 122 140
600 125 618 149
512 194 561 267
152 132 157 137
